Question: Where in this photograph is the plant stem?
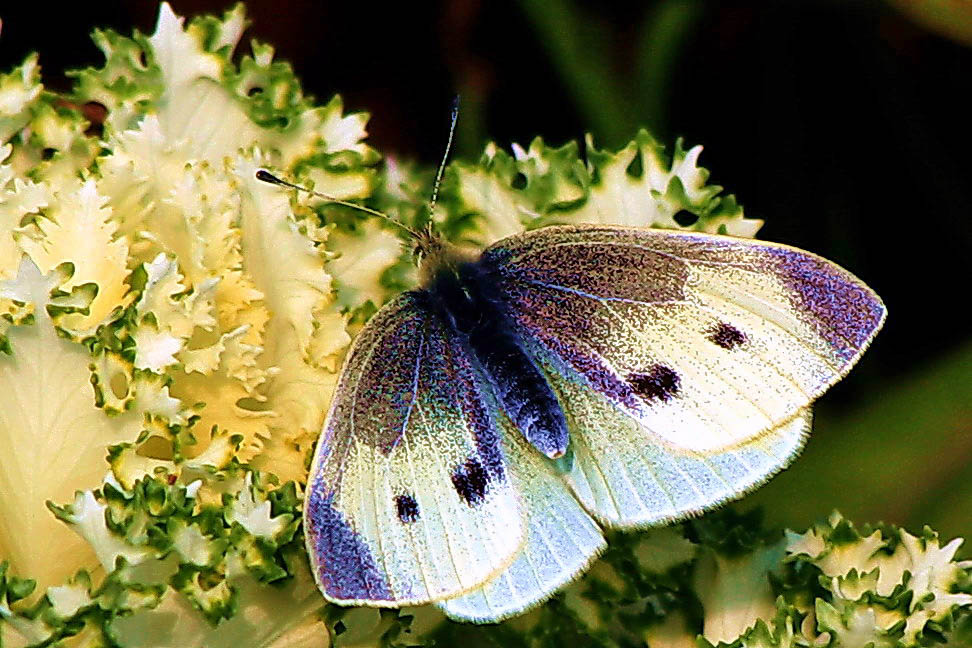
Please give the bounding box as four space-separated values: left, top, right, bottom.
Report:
635 0 704 137
516 0 631 145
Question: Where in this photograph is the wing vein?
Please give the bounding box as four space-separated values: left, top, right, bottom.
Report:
369 432 393 596
726 447 756 473
634 447 681 515
697 454 736 493
517 277 680 307
415 397 466 591
660 448 708 502
577 430 628 519
400 333 434 599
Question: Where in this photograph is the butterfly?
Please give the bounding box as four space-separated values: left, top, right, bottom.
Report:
256 169 885 624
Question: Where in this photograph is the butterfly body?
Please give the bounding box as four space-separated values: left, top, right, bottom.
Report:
303 223 885 622
423 253 570 459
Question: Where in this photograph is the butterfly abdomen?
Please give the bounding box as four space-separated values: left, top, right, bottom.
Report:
425 261 569 459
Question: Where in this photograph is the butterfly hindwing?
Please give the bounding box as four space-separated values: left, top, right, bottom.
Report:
549 358 812 526
304 292 525 606
438 413 607 622
480 225 883 525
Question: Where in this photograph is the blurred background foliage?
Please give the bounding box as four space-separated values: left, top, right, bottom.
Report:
1 0 969 543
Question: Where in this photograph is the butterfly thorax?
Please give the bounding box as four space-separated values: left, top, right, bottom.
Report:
415 231 476 286
420 243 570 460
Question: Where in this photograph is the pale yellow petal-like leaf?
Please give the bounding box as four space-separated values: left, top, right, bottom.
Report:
0 258 134 591
15 179 131 336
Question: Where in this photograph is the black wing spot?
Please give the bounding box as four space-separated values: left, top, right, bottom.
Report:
709 322 747 350
451 457 490 506
395 494 420 523
628 364 681 402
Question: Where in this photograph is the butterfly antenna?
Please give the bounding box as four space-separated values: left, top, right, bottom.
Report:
255 169 421 240
428 95 460 216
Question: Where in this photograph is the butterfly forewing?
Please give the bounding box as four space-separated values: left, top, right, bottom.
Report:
304 292 525 606
481 226 885 454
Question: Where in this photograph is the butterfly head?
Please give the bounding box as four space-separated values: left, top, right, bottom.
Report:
413 225 476 286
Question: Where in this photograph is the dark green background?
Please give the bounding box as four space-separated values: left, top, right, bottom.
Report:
2 1 969 542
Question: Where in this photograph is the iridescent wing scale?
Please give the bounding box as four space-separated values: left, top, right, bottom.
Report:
304 292 525 606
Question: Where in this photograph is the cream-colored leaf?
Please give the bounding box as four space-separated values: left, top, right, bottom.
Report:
15 179 131 335
0 258 134 591
1 145 52 280
325 219 403 313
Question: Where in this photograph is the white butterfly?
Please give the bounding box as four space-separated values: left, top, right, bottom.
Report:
294 209 884 623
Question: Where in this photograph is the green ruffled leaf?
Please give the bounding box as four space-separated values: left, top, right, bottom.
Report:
437 129 758 248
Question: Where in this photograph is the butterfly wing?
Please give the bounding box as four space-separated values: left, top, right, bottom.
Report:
480 225 883 525
436 408 799 621
304 292 525 606
551 357 812 525
438 414 607 623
